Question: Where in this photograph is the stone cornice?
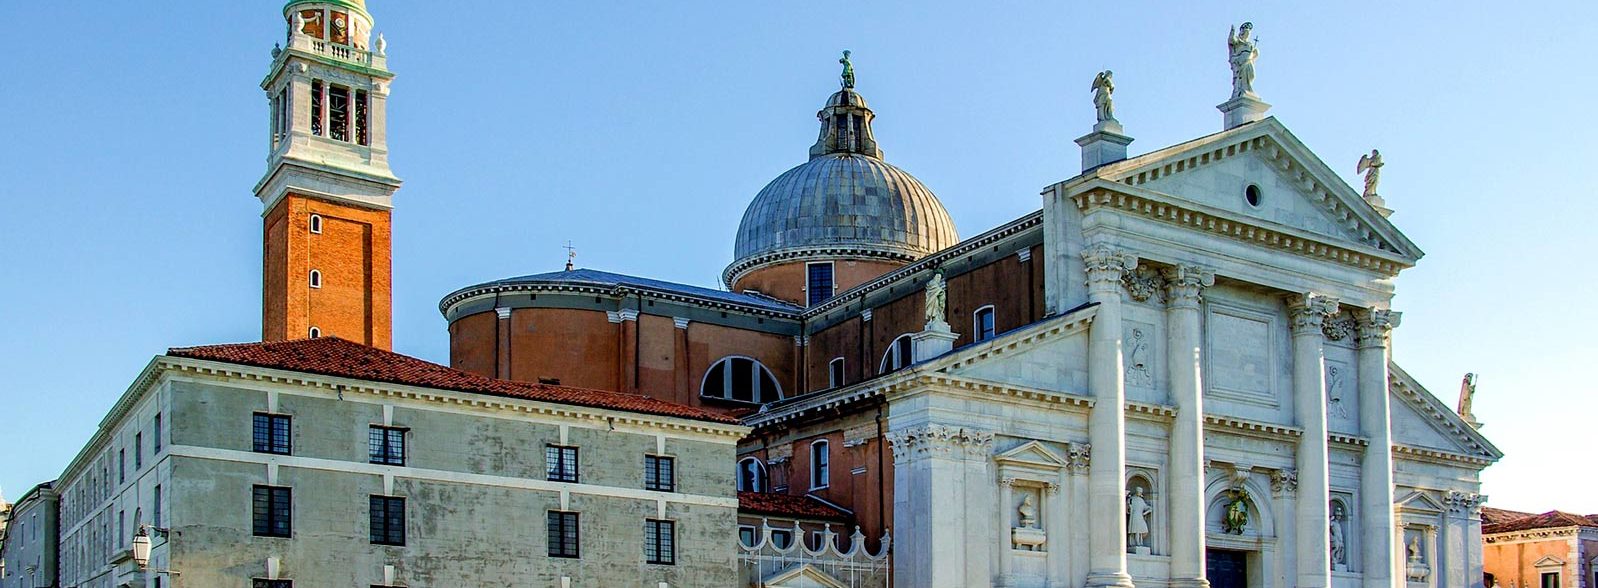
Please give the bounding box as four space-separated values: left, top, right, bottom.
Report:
1483 527 1584 544
800 211 1044 318
1069 185 1411 277
1391 443 1494 467
162 357 750 439
1204 414 1304 441
1388 362 1502 461
723 246 923 291
439 280 802 322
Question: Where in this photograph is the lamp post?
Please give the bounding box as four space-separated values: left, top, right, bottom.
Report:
131 525 180 577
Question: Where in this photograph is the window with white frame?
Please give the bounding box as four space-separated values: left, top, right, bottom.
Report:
809 440 830 490
806 262 836 306
828 357 845 388
973 305 996 342
879 334 914 374
737 457 766 492
701 356 782 404
309 269 322 288
308 326 321 339
309 214 323 234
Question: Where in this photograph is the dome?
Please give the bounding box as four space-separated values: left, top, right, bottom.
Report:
731 154 957 265
724 58 957 286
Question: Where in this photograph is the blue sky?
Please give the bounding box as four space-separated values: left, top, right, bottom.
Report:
2 1 1595 512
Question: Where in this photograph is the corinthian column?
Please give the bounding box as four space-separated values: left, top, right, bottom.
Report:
1355 308 1398 587
1164 265 1213 588
1082 244 1135 588
1286 293 1337 588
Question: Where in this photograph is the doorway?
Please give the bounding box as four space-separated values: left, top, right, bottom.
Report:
1206 549 1248 588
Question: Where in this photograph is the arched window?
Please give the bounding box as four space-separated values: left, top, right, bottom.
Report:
701 356 782 404
879 334 914 374
308 214 323 234
737 457 767 493
308 269 322 288
827 357 845 389
973 305 996 342
809 440 830 490
308 327 321 339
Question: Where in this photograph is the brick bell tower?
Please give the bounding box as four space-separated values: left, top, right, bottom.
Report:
256 0 400 349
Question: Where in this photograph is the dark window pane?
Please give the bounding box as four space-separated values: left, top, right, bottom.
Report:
355 90 370 146
369 496 405 545
310 80 323 136
807 263 835 306
329 86 349 141
253 485 292 538
645 456 674 492
547 511 579 558
254 413 292 455
546 445 578 482
646 519 675 565
703 362 726 399
369 426 405 465
730 359 753 402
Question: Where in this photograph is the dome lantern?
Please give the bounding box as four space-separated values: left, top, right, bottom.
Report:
809 51 882 160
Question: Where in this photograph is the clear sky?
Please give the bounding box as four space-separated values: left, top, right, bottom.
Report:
2 1 1594 513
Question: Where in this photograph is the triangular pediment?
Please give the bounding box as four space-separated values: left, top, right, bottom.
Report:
937 304 1095 394
1395 490 1446 514
763 563 850 588
1077 118 1422 264
1535 555 1566 568
1389 362 1502 461
995 440 1067 470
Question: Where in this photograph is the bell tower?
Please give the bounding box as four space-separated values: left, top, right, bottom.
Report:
256 0 400 349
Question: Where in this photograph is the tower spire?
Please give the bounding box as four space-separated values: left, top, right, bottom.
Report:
810 51 882 160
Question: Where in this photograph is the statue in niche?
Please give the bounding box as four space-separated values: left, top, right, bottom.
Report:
1406 535 1431 581
1222 487 1250 534
924 269 948 329
839 50 856 89
1127 486 1153 552
1091 70 1116 123
1329 502 1348 570
1019 494 1038 529
1125 328 1152 387
1357 149 1384 199
1226 22 1260 99
1326 365 1348 419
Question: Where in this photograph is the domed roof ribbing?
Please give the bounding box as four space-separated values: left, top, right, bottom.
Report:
725 62 957 285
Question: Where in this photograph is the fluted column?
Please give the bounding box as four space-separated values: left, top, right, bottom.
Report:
1355 308 1398 587
1082 245 1135 588
1164 265 1213 588
1287 293 1337 588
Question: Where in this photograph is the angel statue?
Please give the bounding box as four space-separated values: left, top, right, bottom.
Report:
839 50 856 89
1356 149 1383 199
924 269 948 329
1227 22 1259 99
1091 70 1116 123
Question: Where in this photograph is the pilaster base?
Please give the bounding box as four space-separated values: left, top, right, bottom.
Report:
1085 572 1136 588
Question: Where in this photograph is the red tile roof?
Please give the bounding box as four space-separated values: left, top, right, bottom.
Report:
1480 506 1535 526
166 337 741 425
738 491 852 522
1482 509 1598 534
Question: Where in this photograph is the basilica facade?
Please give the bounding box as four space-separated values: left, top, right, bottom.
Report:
43 1 1500 587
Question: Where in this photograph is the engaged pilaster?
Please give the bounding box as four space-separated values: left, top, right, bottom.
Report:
1286 293 1338 588
1355 308 1399 587
1082 244 1136 588
887 424 996 588
1163 265 1214 588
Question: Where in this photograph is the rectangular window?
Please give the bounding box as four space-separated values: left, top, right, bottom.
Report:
546 445 579 483
153 484 163 527
355 89 370 146
547 511 579 558
368 426 406 466
828 357 845 388
806 262 835 306
117 510 125 548
328 85 350 142
253 413 292 455
310 80 324 136
254 581 293 588
974 306 996 342
368 495 406 546
153 413 162 452
252 485 292 538
644 455 675 492
1542 573 1559 588
645 519 676 565
810 441 830 490
135 432 143 469
119 449 126 483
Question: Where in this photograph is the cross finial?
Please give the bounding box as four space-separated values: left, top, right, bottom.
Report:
563 241 577 271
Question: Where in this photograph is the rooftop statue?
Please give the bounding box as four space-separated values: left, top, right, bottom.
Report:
924 269 947 330
1357 149 1383 199
1091 70 1116 123
840 50 856 89
1227 22 1259 99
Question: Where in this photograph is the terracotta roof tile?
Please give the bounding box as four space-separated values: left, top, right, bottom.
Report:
1482 509 1598 534
738 491 851 522
167 337 740 425
1480 506 1535 526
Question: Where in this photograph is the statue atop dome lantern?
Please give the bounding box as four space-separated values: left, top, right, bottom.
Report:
840 50 856 89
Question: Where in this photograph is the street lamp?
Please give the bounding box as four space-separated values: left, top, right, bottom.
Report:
131 525 180 575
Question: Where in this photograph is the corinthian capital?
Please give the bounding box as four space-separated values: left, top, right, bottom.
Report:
1354 307 1400 348
884 424 995 464
1285 293 1339 336
1161 264 1215 309
1082 244 1139 294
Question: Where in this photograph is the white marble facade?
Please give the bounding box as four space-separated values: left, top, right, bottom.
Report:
882 117 1499 588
